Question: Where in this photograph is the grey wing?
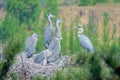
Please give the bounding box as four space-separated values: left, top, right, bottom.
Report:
25 36 33 51
34 51 44 63
48 37 58 52
80 35 95 53
44 27 53 48
25 36 36 58
47 53 60 63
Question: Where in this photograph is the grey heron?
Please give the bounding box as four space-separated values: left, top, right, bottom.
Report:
34 49 53 65
77 25 95 53
44 13 55 49
34 19 63 65
25 33 39 58
48 19 63 54
47 19 63 63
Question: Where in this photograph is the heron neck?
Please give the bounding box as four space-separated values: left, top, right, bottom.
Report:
56 22 60 32
56 22 62 38
78 33 82 37
48 16 53 28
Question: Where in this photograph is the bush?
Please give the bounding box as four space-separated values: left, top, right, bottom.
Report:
0 14 19 41
0 39 22 79
79 0 109 6
79 0 97 6
114 0 120 3
7 0 40 26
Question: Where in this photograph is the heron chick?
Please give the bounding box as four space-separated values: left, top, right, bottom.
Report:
25 33 39 58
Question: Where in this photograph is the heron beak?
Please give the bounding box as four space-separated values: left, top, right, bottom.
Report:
52 15 56 17
78 30 81 34
37 34 40 37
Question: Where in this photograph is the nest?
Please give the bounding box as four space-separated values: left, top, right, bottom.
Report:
7 52 74 80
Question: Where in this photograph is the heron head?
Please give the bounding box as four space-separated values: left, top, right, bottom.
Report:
77 25 83 34
48 13 55 18
32 33 39 38
56 19 63 24
56 35 63 40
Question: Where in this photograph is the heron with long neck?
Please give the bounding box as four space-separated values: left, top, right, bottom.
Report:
77 25 95 53
44 13 55 49
55 19 63 40
34 19 63 65
47 19 63 64
48 13 54 29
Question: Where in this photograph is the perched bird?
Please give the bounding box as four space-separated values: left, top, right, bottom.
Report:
44 13 55 49
48 19 63 54
33 50 45 63
77 25 95 53
47 19 63 63
34 19 63 65
25 33 39 58
34 49 53 65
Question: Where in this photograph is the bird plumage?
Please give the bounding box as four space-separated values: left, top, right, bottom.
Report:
44 27 53 48
25 33 38 58
78 34 95 53
44 13 55 48
77 25 95 53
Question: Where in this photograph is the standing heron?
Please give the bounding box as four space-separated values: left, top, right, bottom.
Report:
77 25 95 53
47 19 63 63
44 13 55 49
25 33 39 58
34 19 63 65
48 19 63 53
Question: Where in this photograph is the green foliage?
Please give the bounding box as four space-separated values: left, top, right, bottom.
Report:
46 0 59 16
61 20 68 55
79 0 109 6
89 55 101 79
79 0 97 6
0 14 19 41
51 67 92 80
102 12 110 53
7 0 40 25
114 0 120 3
99 59 116 80
109 52 120 68
112 24 117 40
75 51 93 65
69 22 74 54
32 75 47 80
0 39 22 79
10 73 19 80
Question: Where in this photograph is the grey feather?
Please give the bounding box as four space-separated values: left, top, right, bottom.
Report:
47 53 60 63
34 51 44 63
78 34 95 53
25 33 38 58
44 27 53 48
48 37 61 53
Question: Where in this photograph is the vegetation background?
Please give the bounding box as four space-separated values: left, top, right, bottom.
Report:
0 0 120 80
